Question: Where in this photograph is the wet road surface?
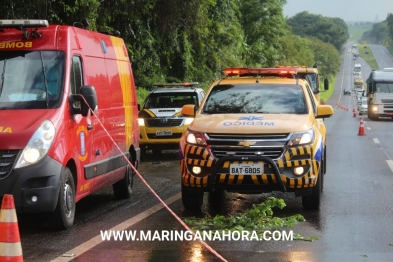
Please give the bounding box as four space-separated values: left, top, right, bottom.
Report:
16 44 393 261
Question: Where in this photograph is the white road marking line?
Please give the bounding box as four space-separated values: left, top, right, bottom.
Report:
51 193 181 262
373 138 380 144
387 160 393 173
367 127 371 130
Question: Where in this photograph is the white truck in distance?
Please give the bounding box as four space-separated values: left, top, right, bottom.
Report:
354 62 361 75
367 68 393 120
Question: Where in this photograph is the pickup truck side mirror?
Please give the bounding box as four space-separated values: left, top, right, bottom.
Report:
324 78 329 91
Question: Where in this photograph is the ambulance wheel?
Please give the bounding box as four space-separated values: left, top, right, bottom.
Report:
49 168 75 230
181 183 203 210
113 156 134 199
302 167 321 210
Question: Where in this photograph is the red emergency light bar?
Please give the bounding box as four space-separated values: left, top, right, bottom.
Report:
223 68 297 76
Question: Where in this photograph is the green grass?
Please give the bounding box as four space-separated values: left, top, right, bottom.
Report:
358 44 379 70
347 24 372 43
320 76 336 103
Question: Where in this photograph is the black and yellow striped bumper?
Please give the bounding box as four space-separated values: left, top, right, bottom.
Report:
181 144 320 192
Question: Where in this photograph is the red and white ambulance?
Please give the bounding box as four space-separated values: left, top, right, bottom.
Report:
0 19 140 229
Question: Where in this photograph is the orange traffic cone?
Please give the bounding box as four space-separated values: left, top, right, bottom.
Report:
353 108 357 118
357 117 366 136
0 195 23 262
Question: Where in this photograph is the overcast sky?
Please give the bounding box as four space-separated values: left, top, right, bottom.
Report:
283 0 393 22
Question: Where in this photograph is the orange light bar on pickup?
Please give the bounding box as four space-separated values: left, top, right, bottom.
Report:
223 68 297 76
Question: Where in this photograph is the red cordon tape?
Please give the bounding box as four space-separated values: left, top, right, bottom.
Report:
80 97 228 262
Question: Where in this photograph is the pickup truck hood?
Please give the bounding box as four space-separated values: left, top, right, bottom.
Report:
189 114 313 134
0 110 55 149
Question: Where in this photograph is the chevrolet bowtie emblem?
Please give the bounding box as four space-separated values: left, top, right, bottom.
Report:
239 141 256 147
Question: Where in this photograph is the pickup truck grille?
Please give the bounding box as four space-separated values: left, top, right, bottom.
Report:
211 147 284 158
206 133 289 160
145 118 184 127
0 150 19 179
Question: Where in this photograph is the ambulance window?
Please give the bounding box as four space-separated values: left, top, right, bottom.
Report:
70 56 83 107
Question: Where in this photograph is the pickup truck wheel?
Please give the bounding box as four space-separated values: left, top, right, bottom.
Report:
152 149 162 155
302 167 322 210
320 167 325 193
208 189 225 207
141 146 147 156
181 183 203 210
113 156 134 199
49 168 75 230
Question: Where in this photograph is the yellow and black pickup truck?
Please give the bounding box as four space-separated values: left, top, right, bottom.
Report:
179 68 334 210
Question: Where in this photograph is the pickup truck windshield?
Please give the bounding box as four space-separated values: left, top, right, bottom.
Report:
0 51 65 109
144 92 197 108
202 84 308 114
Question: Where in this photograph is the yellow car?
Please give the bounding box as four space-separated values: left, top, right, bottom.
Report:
138 83 205 155
179 68 334 210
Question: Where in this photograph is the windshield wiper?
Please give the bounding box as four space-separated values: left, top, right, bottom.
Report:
40 51 49 108
0 59 6 97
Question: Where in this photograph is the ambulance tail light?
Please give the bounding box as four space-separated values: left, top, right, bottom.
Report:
14 120 56 169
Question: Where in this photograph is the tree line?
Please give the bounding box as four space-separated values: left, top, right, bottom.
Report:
1 0 346 90
359 13 393 46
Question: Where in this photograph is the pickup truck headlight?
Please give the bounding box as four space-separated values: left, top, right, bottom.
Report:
288 128 314 146
14 120 56 169
185 130 207 146
184 117 194 125
138 118 145 126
